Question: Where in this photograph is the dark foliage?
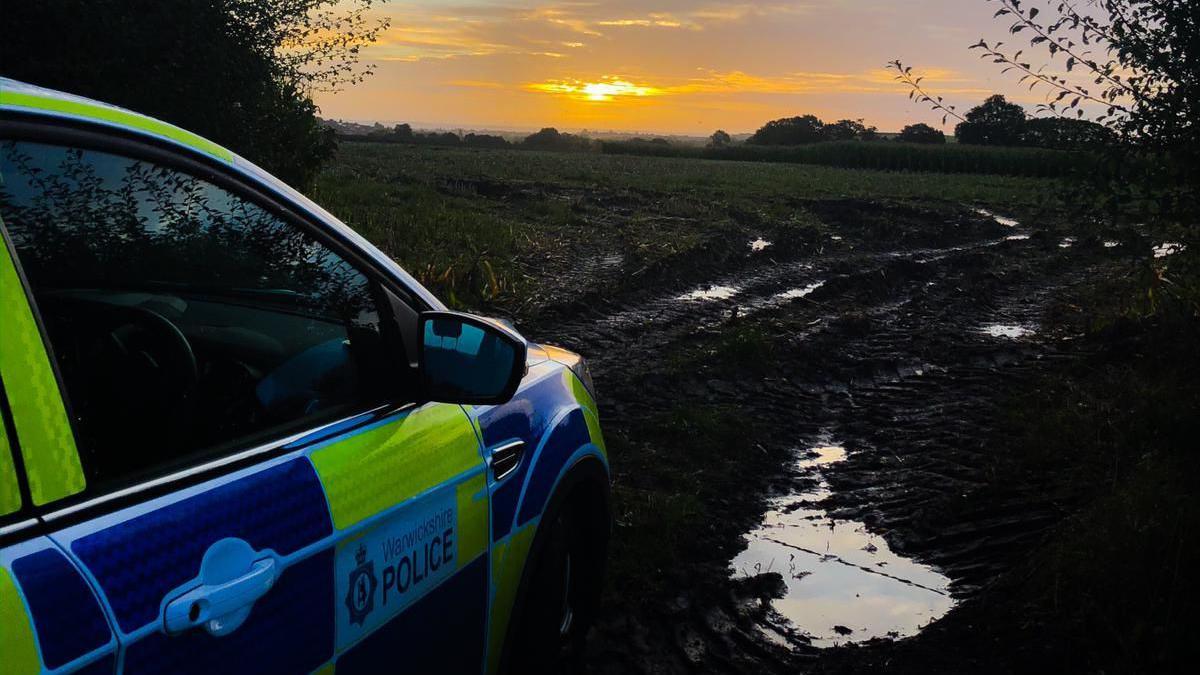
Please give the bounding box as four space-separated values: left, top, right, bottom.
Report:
521 128 595 152
897 0 1198 217
1021 117 1115 151
750 115 880 146
955 95 1028 146
898 123 947 144
708 130 732 148
747 115 826 145
0 0 386 190
824 119 878 142
464 133 510 149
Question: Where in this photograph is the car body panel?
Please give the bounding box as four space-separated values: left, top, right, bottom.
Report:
0 79 609 674
0 537 118 673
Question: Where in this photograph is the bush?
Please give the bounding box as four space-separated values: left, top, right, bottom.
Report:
899 123 947 144
956 95 1028 146
464 133 510 149
522 127 595 152
747 115 825 145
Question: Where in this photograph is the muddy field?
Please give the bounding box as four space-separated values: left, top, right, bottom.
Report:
318 144 1171 673
514 199 1129 672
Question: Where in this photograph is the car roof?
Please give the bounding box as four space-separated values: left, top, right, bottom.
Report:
0 78 235 163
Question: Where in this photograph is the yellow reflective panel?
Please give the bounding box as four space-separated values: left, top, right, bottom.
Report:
456 472 489 570
0 88 234 163
310 403 482 530
486 522 537 675
0 417 21 516
0 231 85 505
0 566 41 675
565 369 606 457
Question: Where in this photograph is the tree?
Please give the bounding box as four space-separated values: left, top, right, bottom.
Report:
464 133 510 149
1021 118 1114 151
899 123 946 144
0 1 388 189
748 115 825 145
823 119 870 141
392 123 415 142
523 128 565 149
892 1 1199 214
709 130 732 148
955 95 1027 146
521 128 593 151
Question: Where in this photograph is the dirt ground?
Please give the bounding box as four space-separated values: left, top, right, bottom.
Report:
505 196 1135 673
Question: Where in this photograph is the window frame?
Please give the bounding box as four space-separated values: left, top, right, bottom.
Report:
0 112 433 532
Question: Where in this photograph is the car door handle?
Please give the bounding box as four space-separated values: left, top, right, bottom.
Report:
491 440 525 480
164 558 277 636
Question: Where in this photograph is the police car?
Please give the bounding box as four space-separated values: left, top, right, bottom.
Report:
0 79 610 674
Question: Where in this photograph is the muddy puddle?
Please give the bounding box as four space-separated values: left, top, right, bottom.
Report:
731 441 954 648
980 323 1035 339
1153 242 1186 258
678 284 740 301
974 208 1020 228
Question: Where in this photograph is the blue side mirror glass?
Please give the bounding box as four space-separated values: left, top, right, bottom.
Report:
420 312 525 404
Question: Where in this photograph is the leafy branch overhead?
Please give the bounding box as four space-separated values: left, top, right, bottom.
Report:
896 1 1196 143
888 60 965 125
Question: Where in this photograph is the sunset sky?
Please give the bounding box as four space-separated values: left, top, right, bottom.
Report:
314 0 1074 135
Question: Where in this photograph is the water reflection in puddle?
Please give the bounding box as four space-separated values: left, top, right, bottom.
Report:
777 281 825 300
750 238 773 252
981 323 1034 339
975 208 1020 227
731 442 954 648
1153 242 1186 258
678 285 739 301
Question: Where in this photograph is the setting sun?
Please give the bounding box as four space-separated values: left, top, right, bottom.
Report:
528 77 662 102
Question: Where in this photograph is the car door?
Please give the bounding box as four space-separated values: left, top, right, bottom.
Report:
1 237 120 675
0 129 490 674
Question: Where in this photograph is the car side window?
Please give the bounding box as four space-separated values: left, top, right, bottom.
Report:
0 139 409 490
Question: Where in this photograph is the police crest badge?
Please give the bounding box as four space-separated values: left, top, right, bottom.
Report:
344 543 378 626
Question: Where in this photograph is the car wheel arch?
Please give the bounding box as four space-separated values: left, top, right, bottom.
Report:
496 451 610 675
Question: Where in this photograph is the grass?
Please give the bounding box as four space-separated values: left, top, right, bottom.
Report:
964 247 1200 672
311 142 1070 309
604 404 767 598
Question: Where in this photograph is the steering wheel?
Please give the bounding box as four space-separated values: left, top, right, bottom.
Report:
91 303 199 403
40 298 199 422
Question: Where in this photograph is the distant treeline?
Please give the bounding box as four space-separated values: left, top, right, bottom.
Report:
335 95 1114 178
338 123 595 151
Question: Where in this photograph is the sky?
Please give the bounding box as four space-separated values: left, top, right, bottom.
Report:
313 0 1079 135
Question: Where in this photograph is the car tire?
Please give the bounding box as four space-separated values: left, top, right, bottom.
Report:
507 490 605 674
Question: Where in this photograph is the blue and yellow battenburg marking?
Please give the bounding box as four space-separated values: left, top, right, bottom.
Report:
0 538 118 675
1 348 600 674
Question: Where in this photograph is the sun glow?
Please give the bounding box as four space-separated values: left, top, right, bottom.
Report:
528 76 663 101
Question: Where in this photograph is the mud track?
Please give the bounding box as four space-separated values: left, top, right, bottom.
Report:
516 199 1130 674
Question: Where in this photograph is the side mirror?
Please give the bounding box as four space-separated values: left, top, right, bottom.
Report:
419 311 527 405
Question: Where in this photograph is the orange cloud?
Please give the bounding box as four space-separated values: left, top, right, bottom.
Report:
523 69 986 100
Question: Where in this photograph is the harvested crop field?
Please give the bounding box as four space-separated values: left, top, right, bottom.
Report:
317 143 1191 673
